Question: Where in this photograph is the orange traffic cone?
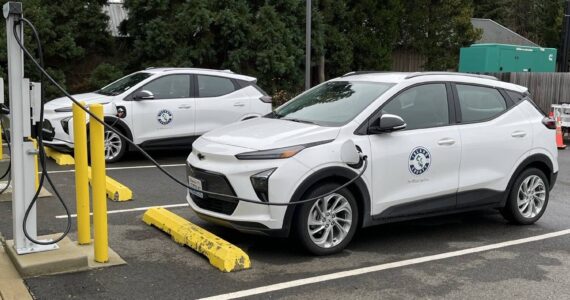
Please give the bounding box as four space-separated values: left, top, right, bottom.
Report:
556 116 567 150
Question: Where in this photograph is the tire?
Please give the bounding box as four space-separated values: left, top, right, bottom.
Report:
500 168 549 225
103 127 127 163
294 183 359 255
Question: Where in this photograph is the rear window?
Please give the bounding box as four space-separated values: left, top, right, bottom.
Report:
197 75 236 97
456 85 507 123
506 90 525 103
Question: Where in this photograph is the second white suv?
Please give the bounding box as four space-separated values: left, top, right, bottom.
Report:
43 68 272 162
186 72 559 255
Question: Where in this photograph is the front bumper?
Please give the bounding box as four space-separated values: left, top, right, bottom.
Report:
185 138 310 235
42 115 74 150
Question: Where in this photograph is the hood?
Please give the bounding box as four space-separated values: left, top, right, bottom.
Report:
201 117 340 150
44 92 114 111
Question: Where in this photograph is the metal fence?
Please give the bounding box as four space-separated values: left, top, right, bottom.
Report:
489 72 570 113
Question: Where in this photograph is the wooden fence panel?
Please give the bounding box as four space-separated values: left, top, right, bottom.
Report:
488 72 570 112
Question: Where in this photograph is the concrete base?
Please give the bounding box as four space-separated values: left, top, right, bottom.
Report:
5 234 126 278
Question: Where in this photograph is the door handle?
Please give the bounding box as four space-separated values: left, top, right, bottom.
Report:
437 138 456 146
511 131 527 138
233 102 245 107
178 105 192 109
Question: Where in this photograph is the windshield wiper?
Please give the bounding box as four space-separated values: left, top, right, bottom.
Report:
283 118 317 125
265 111 283 119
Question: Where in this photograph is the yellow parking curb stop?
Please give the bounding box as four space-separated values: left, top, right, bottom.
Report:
142 207 251 272
87 167 133 201
44 146 75 165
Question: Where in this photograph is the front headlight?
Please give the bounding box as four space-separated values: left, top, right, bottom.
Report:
250 168 276 202
235 140 332 160
60 116 72 134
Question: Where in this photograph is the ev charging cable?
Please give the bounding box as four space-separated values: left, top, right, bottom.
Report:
0 119 11 194
13 19 369 214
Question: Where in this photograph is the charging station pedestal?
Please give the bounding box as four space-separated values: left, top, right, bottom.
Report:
4 2 58 254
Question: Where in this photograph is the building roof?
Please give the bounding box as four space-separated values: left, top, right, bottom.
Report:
471 18 539 47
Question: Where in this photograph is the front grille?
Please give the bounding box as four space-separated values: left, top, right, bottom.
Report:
187 164 238 215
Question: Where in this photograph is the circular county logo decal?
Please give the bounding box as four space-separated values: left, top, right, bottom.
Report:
409 147 431 175
157 109 173 125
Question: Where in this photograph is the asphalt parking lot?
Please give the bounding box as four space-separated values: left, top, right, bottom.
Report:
1 148 569 299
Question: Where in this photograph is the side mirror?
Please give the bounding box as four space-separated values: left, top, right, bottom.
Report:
368 114 406 134
133 90 154 101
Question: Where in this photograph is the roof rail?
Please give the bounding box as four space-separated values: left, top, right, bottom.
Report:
156 67 235 74
341 71 391 77
405 72 498 81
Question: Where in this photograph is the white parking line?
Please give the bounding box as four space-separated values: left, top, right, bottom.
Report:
46 163 186 174
54 203 189 219
199 229 570 300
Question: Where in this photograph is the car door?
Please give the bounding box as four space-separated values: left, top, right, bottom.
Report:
194 74 251 135
130 74 195 144
368 83 462 217
454 84 532 207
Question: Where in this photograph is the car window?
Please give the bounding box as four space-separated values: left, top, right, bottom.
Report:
197 75 235 97
382 84 449 130
141 75 191 100
272 81 395 127
506 90 525 103
97 72 152 96
456 85 506 122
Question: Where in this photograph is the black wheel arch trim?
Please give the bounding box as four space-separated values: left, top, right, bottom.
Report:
102 116 133 146
507 153 556 195
282 166 372 237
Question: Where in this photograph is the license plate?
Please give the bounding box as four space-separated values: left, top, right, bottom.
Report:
188 176 204 198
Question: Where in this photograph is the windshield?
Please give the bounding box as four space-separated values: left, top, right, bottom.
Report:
271 81 394 126
97 72 152 96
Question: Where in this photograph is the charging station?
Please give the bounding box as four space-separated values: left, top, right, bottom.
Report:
4 2 58 254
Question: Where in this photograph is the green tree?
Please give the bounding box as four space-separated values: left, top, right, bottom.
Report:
0 0 116 99
123 0 306 95
401 0 481 70
474 0 564 48
473 0 510 21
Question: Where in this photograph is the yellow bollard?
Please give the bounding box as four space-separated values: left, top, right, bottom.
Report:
89 104 108 263
73 102 91 245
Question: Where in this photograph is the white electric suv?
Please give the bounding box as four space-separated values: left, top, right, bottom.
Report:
186 72 558 255
43 68 272 162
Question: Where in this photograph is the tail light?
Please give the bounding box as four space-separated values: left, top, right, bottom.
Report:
259 96 272 103
542 117 556 130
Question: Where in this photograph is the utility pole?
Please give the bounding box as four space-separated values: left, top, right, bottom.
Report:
561 1 570 72
305 0 311 90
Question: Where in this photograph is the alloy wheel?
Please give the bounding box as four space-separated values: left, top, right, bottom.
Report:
517 175 546 218
307 193 353 248
104 130 123 161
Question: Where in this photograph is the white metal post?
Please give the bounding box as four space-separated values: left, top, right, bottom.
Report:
4 1 57 254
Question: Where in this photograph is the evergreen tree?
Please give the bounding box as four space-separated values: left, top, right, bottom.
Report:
401 0 481 70
0 0 115 98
